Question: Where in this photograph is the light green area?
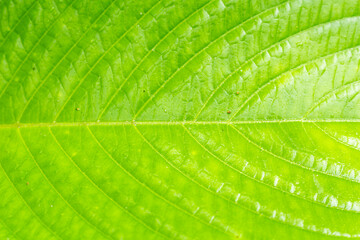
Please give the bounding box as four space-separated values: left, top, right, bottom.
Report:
1 0 360 239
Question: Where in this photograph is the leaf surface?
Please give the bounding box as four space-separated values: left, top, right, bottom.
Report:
1 0 360 239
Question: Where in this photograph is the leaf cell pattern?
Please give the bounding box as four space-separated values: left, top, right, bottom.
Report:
1 0 360 239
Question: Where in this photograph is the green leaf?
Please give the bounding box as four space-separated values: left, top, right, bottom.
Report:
1 0 360 239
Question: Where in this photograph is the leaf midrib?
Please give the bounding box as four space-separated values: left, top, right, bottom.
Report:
1 119 360 129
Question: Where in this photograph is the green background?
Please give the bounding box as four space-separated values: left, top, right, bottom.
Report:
1 0 360 239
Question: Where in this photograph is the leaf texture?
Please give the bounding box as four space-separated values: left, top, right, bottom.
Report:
1 0 360 239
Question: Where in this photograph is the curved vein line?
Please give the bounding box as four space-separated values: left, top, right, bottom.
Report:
274 119 324 157
313 122 360 154
183 124 360 214
0 133 63 240
18 128 114 240
97 0 216 120
0 0 37 48
194 15 360 120
339 91 360 117
133 125 353 237
303 79 360 118
301 120 318 150
17 0 119 122
53 0 163 121
132 0 290 120
48 127 171 240
229 124 360 184
229 45 360 122
0 1 76 99
87 125 231 237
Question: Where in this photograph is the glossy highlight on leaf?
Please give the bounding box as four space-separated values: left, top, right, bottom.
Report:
1 0 360 239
